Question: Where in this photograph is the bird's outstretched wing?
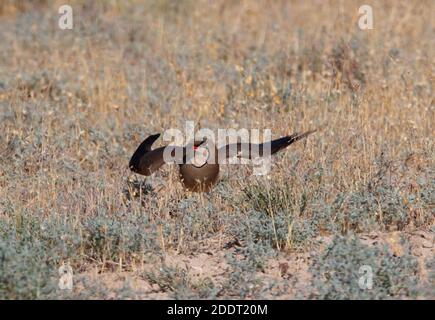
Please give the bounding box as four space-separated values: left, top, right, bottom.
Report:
218 130 316 160
129 133 185 176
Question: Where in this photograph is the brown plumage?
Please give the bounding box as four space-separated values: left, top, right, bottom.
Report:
129 130 315 192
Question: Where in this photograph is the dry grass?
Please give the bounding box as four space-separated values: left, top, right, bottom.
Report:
0 0 433 299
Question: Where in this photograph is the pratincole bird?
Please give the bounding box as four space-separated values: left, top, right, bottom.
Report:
129 131 315 192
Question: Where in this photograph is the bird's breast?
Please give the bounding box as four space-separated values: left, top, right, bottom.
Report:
179 163 220 192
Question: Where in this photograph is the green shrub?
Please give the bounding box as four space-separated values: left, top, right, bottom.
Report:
307 235 419 299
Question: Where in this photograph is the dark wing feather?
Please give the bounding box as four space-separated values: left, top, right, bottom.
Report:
129 134 183 176
218 130 315 160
